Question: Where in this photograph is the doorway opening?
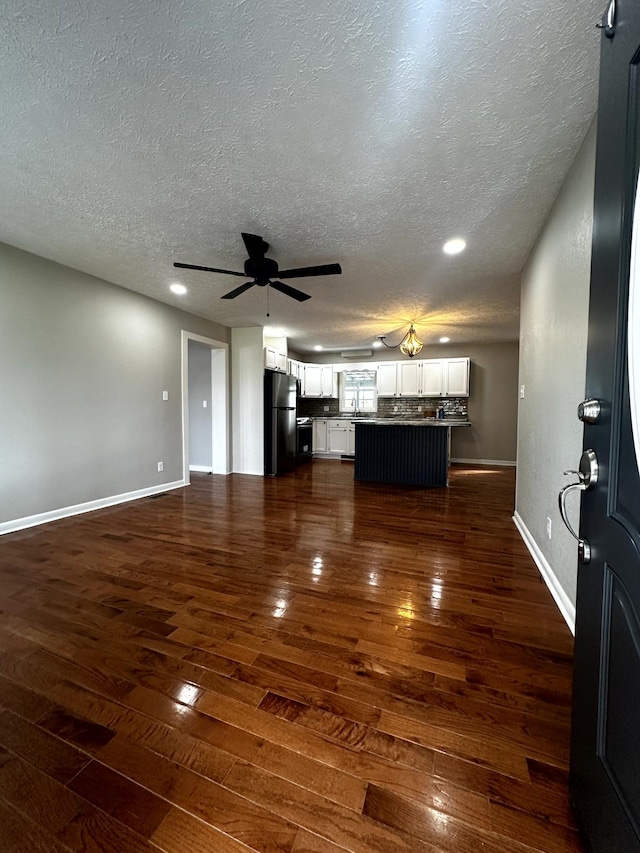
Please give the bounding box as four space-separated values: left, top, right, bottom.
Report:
181 331 230 482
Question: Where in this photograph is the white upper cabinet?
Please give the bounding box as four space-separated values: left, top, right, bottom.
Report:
321 365 334 397
376 362 398 396
265 345 287 372
375 357 469 396
302 364 323 396
397 361 422 396
421 360 444 396
443 357 470 396
287 358 302 379
302 364 335 397
297 356 469 398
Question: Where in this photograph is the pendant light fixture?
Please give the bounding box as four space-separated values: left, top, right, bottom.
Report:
377 324 424 358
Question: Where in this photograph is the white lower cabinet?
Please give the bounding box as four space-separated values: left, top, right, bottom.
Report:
313 419 356 455
312 419 327 452
347 425 356 455
327 420 348 454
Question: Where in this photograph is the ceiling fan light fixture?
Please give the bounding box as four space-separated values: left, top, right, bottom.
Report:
173 233 342 303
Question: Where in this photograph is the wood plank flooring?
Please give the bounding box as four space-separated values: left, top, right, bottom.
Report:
0 460 583 852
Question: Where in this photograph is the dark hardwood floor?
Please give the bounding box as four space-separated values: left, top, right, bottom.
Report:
0 460 583 852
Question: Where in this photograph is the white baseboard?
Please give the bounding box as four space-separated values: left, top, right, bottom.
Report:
450 458 516 467
513 511 576 635
0 479 187 537
189 465 213 473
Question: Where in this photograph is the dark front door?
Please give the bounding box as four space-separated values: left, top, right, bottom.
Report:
571 2 640 850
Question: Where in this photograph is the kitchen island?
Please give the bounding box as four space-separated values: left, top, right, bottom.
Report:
354 420 470 487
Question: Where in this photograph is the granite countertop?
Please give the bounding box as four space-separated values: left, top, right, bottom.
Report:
311 416 470 427
355 419 471 427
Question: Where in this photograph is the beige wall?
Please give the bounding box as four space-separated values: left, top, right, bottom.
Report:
515 119 596 622
446 342 519 465
295 342 519 464
0 241 229 529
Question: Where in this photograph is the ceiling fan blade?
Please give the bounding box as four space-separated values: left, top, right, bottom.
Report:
221 281 257 300
241 232 269 263
174 262 246 277
269 281 311 302
277 263 342 279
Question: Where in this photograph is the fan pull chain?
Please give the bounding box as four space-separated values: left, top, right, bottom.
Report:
266 284 270 317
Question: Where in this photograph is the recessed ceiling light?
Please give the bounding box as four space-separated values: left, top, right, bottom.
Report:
170 283 187 295
443 239 466 255
314 345 323 351
439 337 450 343
372 340 383 349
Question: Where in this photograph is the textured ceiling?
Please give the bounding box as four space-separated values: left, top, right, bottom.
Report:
1 0 603 353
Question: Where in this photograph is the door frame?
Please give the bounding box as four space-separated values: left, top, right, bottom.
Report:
181 331 230 482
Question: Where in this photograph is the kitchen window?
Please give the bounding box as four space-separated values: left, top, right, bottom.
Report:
339 370 378 414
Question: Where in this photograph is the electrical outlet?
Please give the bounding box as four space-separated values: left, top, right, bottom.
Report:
546 516 552 539
162 391 169 401
393 405 398 412
157 462 164 472
520 385 525 399
417 405 423 412
323 405 329 412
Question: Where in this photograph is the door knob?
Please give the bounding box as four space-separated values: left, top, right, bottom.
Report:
558 449 598 564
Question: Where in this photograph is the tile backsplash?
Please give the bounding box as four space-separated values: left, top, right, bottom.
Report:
297 397 468 419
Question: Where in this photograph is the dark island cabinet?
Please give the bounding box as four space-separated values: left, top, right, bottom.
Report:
354 423 450 487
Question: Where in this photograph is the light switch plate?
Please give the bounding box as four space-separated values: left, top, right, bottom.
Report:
203 400 208 408
520 385 525 399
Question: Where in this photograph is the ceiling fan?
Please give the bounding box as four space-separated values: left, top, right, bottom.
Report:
174 232 342 302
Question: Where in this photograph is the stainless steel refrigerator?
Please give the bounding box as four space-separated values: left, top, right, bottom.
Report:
264 370 297 476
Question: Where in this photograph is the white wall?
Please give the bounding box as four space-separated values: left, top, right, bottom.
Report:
0 241 229 531
231 327 264 475
515 119 597 629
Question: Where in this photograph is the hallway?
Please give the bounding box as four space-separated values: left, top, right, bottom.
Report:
0 461 582 852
